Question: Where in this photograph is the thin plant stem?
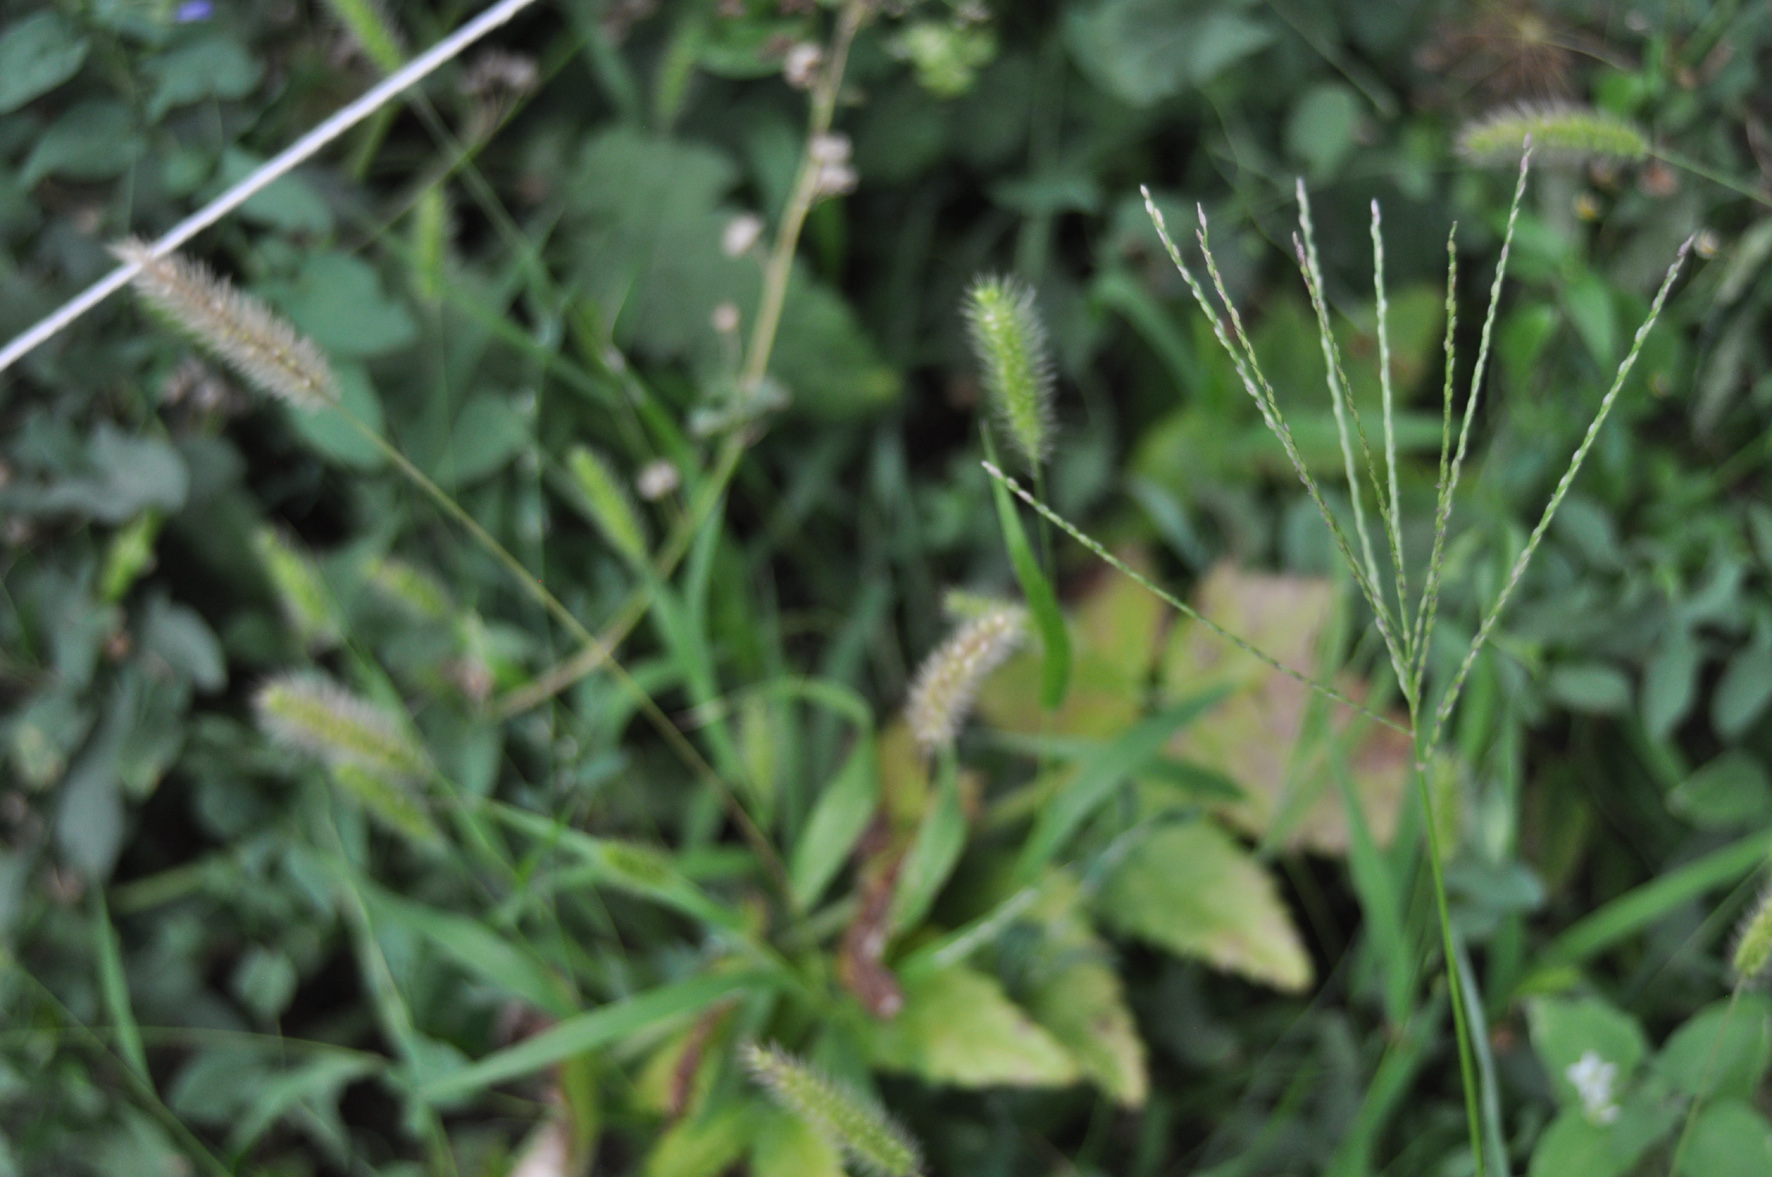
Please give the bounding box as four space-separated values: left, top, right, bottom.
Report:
1423 236 1692 764
1296 181 1384 601
741 0 868 392
0 0 541 376
983 462 1409 735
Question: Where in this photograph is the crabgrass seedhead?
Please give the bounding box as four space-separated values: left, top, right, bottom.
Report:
964 275 1054 469
905 603 1026 754
113 240 339 412
740 1042 923 1177
254 673 430 783
1733 883 1772 984
1456 103 1648 164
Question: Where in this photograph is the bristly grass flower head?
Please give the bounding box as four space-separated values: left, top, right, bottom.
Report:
740 1042 923 1177
113 240 339 412
254 673 431 783
1733 882 1772 986
964 274 1055 469
905 602 1026 754
1456 103 1649 165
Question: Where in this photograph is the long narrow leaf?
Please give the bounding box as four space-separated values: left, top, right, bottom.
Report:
985 437 1071 707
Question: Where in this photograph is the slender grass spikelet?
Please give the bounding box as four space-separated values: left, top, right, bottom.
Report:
254 673 431 782
905 603 1026 753
253 526 343 651
1457 103 1648 164
366 556 453 621
1733 883 1772 984
964 275 1055 469
113 240 338 412
565 445 649 570
740 1043 923 1177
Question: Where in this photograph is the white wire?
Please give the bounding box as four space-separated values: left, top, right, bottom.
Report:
0 0 540 378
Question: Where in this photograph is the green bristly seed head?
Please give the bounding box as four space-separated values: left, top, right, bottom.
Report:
740 1043 923 1177
254 673 431 783
1457 103 1649 165
253 527 343 651
964 274 1055 469
565 445 650 570
1734 884 1772 984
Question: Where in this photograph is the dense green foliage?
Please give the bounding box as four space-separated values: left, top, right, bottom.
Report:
4 1 1772 1175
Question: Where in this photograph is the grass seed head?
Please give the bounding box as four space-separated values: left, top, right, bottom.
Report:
254 673 430 783
113 239 339 412
1734 882 1772 985
905 603 1026 754
1456 103 1649 165
964 274 1055 469
740 1042 922 1177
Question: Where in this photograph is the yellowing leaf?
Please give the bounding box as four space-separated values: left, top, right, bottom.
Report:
861 963 1079 1088
1019 872 1147 1106
1098 822 1312 992
1162 564 1409 854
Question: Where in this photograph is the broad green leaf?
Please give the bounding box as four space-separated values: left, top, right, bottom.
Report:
437 394 529 488
1065 0 1273 107
1677 1100 1772 1177
146 34 261 120
1528 1096 1677 1177
1286 83 1361 179
0 12 88 112
986 448 1070 708
1667 752 1772 829
271 252 416 358
646 1103 754 1177
862 963 1079 1089
289 363 388 469
1548 662 1631 715
1713 633 1772 738
1098 821 1312 992
790 735 879 909
214 148 333 233
1642 624 1701 738
1527 996 1648 1110
21 100 143 185
1018 872 1147 1106
751 1106 844 1177
1657 995 1772 1101
361 883 572 1016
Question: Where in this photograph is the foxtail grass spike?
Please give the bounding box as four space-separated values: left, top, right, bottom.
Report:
905 603 1026 754
1457 103 1648 165
1734 884 1772 984
366 556 453 620
565 445 649 570
964 275 1055 469
740 1043 923 1177
1296 180 1384 600
254 673 431 782
323 0 407 72
253 527 343 651
1425 234 1693 762
112 240 338 412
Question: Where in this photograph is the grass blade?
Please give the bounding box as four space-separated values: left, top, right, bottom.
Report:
92 891 147 1081
985 437 1071 708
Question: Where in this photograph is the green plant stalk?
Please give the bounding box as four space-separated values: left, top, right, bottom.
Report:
741 0 868 392
1423 236 1691 762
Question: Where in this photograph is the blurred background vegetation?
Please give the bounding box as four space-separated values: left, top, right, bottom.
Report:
5 0 1772 1174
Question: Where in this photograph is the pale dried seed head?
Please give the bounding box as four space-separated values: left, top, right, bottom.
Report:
905 604 1026 753
113 240 339 412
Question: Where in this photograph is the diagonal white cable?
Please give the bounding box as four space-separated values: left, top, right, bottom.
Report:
0 0 539 378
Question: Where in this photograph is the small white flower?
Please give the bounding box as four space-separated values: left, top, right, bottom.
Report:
723 213 764 258
809 132 852 166
1566 1050 1620 1125
711 301 741 334
814 162 858 199
783 42 823 89
636 459 680 501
